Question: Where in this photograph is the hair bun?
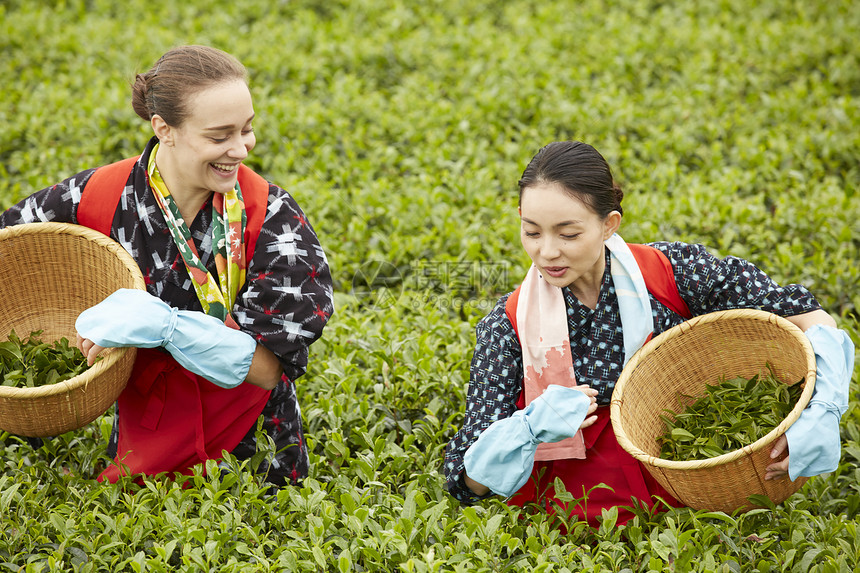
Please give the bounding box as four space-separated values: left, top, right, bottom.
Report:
613 181 624 215
131 73 153 120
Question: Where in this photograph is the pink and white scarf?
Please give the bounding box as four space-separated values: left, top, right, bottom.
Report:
517 234 654 461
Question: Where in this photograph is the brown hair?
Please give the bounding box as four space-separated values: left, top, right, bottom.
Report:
517 141 624 217
131 45 248 126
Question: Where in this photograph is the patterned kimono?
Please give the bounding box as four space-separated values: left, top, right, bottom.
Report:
444 243 821 522
0 137 334 486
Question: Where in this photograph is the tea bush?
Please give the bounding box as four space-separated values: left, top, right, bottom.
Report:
1 0 859 570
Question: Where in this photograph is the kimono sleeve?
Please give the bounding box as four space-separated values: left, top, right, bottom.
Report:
0 170 95 227
444 295 523 503
649 242 822 319
232 185 334 382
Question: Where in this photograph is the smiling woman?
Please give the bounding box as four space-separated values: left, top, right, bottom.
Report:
0 45 334 487
149 80 257 221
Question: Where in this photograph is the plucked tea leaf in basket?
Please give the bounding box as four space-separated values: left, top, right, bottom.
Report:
0 329 92 388
657 366 803 461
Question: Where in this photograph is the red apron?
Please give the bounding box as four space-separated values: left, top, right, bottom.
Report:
507 407 681 527
77 156 272 481
100 348 270 480
504 244 691 527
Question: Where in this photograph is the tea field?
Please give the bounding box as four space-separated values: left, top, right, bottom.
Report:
1 0 859 570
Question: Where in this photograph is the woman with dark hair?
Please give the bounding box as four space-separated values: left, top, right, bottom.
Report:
0 45 334 486
444 141 853 526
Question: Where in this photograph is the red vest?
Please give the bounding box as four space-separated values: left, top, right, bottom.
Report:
78 156 272 482
503 244 691 527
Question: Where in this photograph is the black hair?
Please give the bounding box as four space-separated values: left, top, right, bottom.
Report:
518 141 623 217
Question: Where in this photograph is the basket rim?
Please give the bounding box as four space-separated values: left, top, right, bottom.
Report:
0 346 131 399
609 308 817 470
0 221 145 399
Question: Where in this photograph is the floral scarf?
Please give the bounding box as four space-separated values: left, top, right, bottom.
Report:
147 143 247 327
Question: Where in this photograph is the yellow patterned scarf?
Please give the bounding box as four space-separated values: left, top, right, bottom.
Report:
147 143 247 326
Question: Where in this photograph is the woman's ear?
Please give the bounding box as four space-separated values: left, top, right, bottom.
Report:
603 210 622 239
151 114 174 146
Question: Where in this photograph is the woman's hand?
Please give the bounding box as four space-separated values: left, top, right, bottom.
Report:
76 334 105 367
765 434 790 480
577 385 600 430
77 330 280 390
244 343 283 390
462 384 599 498
75 289 258 388
464 473 491 496
464 386 600 497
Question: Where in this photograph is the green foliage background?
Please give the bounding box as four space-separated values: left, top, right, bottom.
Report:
2 0 859 571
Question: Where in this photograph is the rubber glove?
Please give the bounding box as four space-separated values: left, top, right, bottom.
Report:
463 384 591 497
784 324 855 480
75 288 256 389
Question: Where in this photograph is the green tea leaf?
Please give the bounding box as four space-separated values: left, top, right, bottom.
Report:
671 428 697 442
1 331 90 388
657 368 803 461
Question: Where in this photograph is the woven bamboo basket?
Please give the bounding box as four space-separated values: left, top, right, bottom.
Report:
610 308 817 514
0 222 145 437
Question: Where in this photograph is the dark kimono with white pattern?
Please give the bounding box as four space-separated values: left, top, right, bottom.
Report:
443 243 822 503
0 137 334 486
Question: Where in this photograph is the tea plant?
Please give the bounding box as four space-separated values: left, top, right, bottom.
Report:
1 0 859 570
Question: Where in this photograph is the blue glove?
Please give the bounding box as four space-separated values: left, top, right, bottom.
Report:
784 324 855 480
75 289 257 389
463 384 591 497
